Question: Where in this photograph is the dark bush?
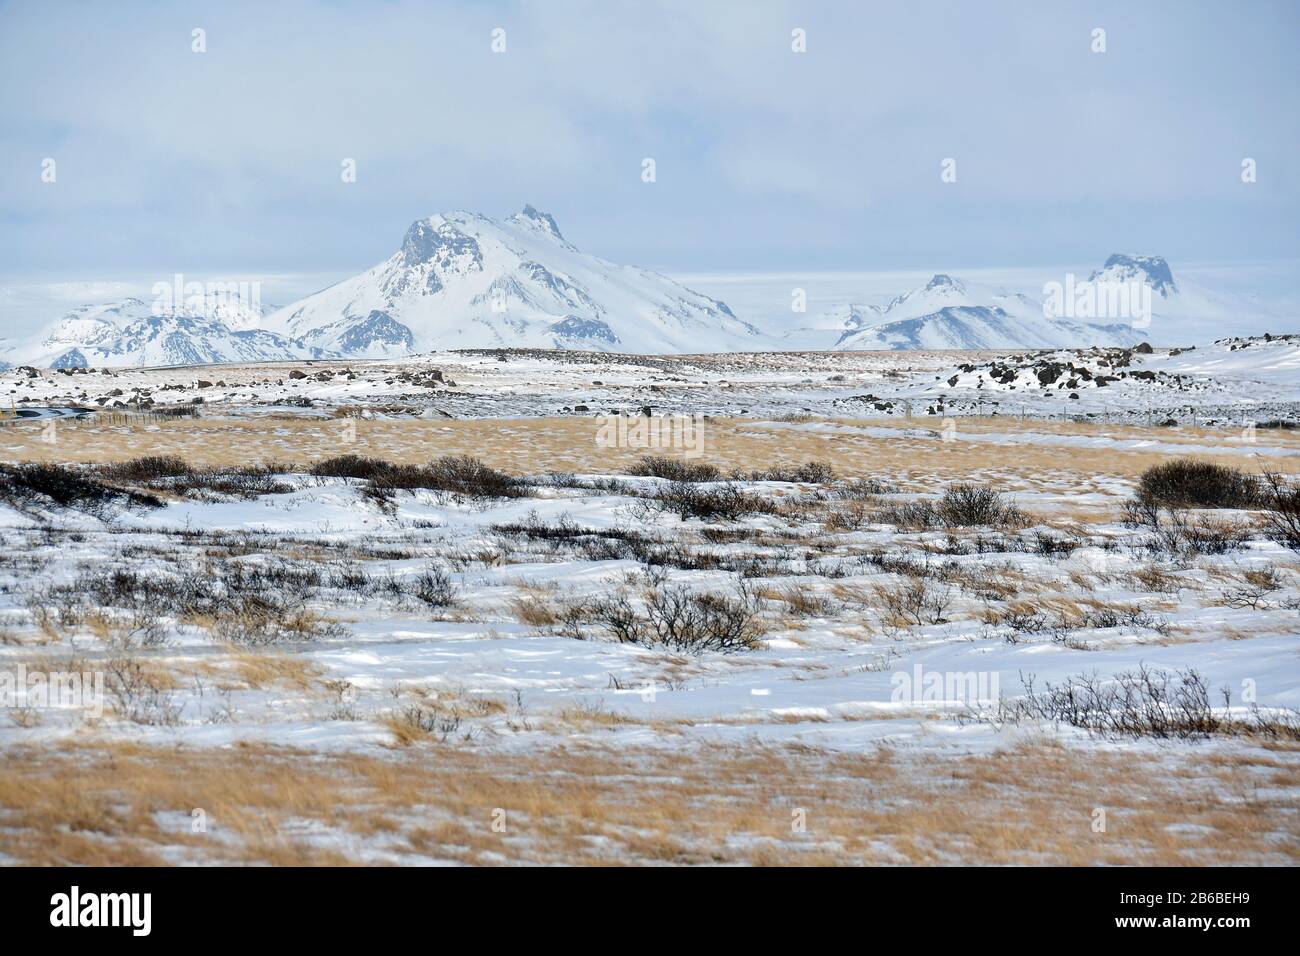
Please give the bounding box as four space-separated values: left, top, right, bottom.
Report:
1000 665 1300 740
409 566 458 607
1135 458 1264 510
873 500 941 530
647 481 777 521
1161 513 1251 556
1260 471 1300 550
589 585 764 652
309 454 394 481
936 484 1026 527
736 461 836 483
875 484 1025 530
313 454 527 499
96 457 295 498
0 462 162 515
644 586 764 651
99 455 191 481
178 464 295 498
413 455 524 498
628 456 721 483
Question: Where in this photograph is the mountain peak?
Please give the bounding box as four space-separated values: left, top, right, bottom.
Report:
511 204 565 241
924 274 965 293
1090 254 1177 297
399 216 483 271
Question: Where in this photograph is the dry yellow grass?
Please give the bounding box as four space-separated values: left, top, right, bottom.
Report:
219 651 323 691
4 413 1296 485
0 737 1294 866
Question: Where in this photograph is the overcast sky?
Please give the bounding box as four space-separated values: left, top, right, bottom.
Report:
1 0 1297 278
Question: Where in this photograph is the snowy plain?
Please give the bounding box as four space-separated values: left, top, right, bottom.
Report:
1 338 1298 864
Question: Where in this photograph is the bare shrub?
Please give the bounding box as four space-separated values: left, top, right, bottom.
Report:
178 465 297 498
874 499 942 530
1000 665 1300 740
1124 492 1251 556
643 586 765 652
387 704 464 743
210 595 298 646
588 586 764 652
736 461 836 483
874 579 951 627
875 484 1024 530
1156 511 1251 556
84 608 169 649
984 603 1050 640
1121 492 1163 530
835 477 894 499
644 481 777 521
1132 564 1181 593
1135 458 1264 510
490 512 648 561
936 484 1027 528
553 599 600 641
99 458 295 498
1221 567 1283 609
1259 471 1300 550
0 462 162 516
824 499 874 532
403 455 525 499
587 592 646 645
99 455 191 481
1032 531 1079 556
986 601 1167 644
105 658 181 726
309 454 394 481
314 454 527 500
628 456 721 483
409 566 457 608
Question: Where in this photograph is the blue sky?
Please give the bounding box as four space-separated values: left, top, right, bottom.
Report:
1 0 1297 276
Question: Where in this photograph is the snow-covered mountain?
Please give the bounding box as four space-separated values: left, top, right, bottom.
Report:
823 254 1296 350
1106 255 1295 344
832 272 1144 350
5 237 1291 368
262 205 760 355
1088 253 1178 297
12 297 326 369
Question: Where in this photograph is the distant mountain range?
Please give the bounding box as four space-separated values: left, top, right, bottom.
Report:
830 269 1147 350
1 207 1290 367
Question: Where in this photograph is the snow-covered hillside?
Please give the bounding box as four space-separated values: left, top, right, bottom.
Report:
8 296 325 369
833 271 1146 351
262 205 761 355
826 255 1292 351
